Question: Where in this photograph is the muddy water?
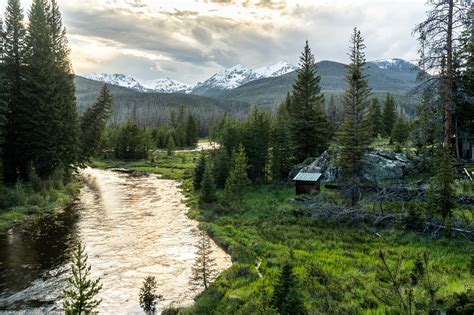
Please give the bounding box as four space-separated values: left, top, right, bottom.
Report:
0 168 231 314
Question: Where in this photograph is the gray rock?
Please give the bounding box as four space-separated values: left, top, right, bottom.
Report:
290 147 418 184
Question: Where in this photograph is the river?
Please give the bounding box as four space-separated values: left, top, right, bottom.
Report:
0 168 231 314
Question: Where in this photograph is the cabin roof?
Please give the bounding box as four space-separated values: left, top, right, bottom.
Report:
293 172 322 182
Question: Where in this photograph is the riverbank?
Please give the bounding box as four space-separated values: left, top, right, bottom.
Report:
89 150 474 313
0 179 81 232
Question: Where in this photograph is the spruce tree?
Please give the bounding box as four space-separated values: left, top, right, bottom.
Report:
48 0 80 172
225 145 251 210
289 41 329 162
63 242 102 314
200 162 217 203
115 119 146 160
79 84 113 164
391 116 410 148
241 106 271 182
193 152 206 190
3 0 26 181
326 94 341 134
368 98 383 137
166 134 175 156
271 98 293 182
185 113 199 147
382 94 397 137
427 149 456 221
335 28 372 206
189 230 217 290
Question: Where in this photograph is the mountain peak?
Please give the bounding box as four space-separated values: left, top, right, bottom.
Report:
369 58 416 71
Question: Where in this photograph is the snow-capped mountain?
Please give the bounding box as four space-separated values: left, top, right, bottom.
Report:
191 60 297 96
82 73 147 92
82 73 193 94
141 78 193 94
369 58 417 71
254 60 297 78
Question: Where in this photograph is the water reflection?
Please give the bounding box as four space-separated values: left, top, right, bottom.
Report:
0 168 231 313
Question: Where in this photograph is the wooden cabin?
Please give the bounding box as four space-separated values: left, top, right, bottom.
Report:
293 172 322 195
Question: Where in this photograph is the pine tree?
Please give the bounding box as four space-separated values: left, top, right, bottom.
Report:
427 149 456 221
115 119 146 160
139 276 162 315
3 0 26 181
326 94 341 134
271 262 307 315
289 41 329 162
225 145 251 210
382 93 397 137
200 162 216 203
63 242 102 314
391 116 410 148
185 113 199 147
241 106 271 182
368 98 383 137
335 28 372 206
167 134 175 156
79 84 113 164
271 99 294 182
193 153 206 190
189 230 217 290
48 0 80 172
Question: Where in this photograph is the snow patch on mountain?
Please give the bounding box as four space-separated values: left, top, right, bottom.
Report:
141 78 193 93
83 73 147 92
254 60 297 78
370 58 416 71
82 73 193 94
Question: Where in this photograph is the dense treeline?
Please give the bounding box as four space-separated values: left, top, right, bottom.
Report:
0 0 113 185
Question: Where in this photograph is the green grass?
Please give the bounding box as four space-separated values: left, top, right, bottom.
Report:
0 180 81 232
182 184 473 314
91 147 473 313
90 150 199 180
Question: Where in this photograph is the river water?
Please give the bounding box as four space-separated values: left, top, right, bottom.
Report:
0 168 231 314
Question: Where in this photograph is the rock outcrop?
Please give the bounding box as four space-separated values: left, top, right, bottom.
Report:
290 148 420 184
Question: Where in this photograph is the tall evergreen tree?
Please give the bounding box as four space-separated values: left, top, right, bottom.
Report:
427 149 456 221
368 98 383 137
271 99 293 182
335 28 372 206
241 106 271 182
115 119 146 160
326 94 341 134
3 0 26 181
391 116 410 148
289 41 329 162
79 84 113 164
185 113 199 147
382 93 397 137
200 162 217 203
225 145 251 210
48 0 80 171
193 152 206 190
139 276 162 315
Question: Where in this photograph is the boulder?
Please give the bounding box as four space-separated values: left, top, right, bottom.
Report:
290 147 419 184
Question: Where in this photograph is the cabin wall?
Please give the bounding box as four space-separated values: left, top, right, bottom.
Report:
295 180 320 195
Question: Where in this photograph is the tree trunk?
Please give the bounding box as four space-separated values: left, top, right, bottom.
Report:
445 0 454 153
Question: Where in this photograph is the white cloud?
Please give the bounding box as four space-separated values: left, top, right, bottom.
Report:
0 0 428 83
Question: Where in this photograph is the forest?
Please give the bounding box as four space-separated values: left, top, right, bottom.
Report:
0 0 473 314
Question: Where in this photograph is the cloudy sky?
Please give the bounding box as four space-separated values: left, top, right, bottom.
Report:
1 0 428 84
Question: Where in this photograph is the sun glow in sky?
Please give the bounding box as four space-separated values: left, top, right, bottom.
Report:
1 0 428 83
